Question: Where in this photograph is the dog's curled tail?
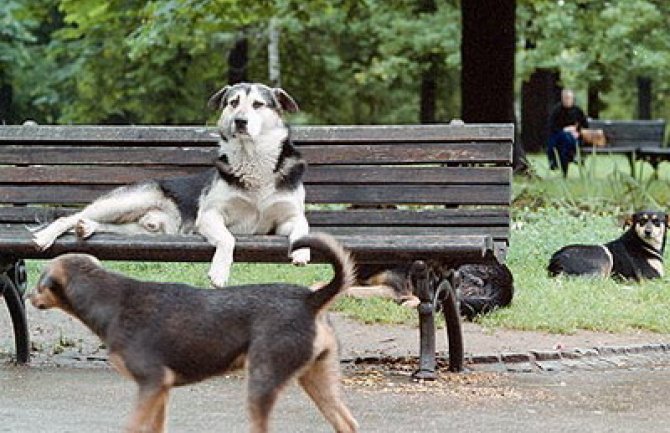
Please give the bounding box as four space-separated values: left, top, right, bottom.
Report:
290 233 356 312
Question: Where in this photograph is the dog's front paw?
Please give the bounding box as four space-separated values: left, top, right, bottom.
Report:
291 248 310 266
208 266 230 288
75 219 98 239
32 230 56 251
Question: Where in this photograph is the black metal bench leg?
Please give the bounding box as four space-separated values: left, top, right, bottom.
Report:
2 260 30 364
438 278 464 372
410 261 437 381
628 152 636 178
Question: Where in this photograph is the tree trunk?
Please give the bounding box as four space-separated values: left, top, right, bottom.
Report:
637 76 652 120
587 85 601 119
418 0 438 123
521 69 560 153
0 83 12 125
420 55 438 123
461 0 527 172
228 35 248 85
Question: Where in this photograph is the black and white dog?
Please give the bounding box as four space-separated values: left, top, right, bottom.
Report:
548 211 668 281
33 83 310 287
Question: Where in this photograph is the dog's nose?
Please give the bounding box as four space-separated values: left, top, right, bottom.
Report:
234 118 248 130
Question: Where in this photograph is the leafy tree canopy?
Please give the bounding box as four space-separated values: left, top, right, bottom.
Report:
0 0 668 125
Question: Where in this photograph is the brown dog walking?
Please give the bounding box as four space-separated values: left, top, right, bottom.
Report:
30 233 358 433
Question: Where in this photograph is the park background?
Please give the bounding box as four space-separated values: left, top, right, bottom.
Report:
2 0 670 334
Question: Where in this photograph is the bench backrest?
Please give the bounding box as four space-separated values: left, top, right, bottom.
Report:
589 119 666 148
0 124 513 260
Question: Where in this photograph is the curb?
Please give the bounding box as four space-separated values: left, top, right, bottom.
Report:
342 342 670 373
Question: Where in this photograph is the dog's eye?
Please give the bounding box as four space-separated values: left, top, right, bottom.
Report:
252 101 265 109
229 99 239 108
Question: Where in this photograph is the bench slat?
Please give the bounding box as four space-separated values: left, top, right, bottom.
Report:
588 120 665 148
0 206 509 226
0 142 511 165
0 124 515 143
0 226 493 265
305 185 510 205
1 184 511 206
309 226 510 239
0 166 511 185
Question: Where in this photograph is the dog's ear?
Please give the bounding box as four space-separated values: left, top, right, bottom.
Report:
273 88 299 113
207 86 231 110
623 215 634 229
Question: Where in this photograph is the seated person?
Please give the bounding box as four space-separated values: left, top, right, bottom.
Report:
547 89 588 176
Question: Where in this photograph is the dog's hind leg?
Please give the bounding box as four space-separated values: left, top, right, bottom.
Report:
33 185 173 250
298 350 358 433
76 210 179 239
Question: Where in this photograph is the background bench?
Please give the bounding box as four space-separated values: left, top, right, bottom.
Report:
0 123 513 378
581 119 666 176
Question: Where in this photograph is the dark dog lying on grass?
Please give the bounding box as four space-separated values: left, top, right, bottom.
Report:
29 233 358 433
347 262 514 320
548 210 668 281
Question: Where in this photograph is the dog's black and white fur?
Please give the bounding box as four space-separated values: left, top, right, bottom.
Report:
32 83 309 287
548 211 668 281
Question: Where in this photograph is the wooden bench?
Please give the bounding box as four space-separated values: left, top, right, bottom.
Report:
0 123 513 379
581 119 666 176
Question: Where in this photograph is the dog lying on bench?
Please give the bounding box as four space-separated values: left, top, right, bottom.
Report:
347 262 514 320
548 211 668 281
31 82 309 288
29 233 358 433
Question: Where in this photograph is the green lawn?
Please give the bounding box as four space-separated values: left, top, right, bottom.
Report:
23 153 670 335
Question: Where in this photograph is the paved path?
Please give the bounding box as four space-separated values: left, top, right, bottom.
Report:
3 363 670 432
4 303 670 432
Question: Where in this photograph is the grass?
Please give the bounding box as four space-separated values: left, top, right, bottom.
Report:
481 207 670 334
22 153 670 335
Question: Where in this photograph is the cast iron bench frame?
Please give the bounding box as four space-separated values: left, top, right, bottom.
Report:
0 123 513 379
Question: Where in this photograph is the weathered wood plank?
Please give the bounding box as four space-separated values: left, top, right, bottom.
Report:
305 185 511 205
307 209 510 226
0 165 511 185
309 226 510 239
0 184 511 205
0 146 217 165
0 124 515 143
0 142 512 165
0 206 510 226
0 226 493 265
0 125 220 143
300 142 512 164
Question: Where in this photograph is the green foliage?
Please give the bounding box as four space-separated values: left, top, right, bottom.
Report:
518 0 670 119
1 0 668 125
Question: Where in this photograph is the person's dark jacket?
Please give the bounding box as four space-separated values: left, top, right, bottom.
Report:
548 103 588 134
